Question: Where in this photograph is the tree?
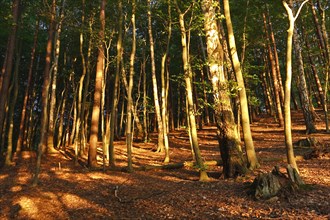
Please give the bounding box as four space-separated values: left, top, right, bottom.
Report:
147 0 167 160
282 0 309 172
175 0 209 181
223 0 259 170
0 0 21 145
201 0 246 178
33 0 56 186
88 0 106 168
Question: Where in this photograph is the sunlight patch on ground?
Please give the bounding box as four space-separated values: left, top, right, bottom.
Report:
10 185 22 192
0 174 9 181
60 193 111 214
18 196 39 217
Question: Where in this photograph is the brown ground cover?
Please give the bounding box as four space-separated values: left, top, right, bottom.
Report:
0 110 329 219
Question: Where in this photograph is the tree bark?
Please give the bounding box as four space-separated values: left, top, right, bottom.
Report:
175 0 209 181
0 0 21 142
16 19 39 153
223 0 259 170
202 0 246 178
88 0 106 168
282 0 309 172
33 0 56 186
147 0 165 154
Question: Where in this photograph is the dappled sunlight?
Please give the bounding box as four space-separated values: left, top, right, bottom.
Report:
0 174 9 181
10 185 23 193
17 197 39 218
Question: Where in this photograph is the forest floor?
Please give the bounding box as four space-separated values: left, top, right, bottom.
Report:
0 110 330 219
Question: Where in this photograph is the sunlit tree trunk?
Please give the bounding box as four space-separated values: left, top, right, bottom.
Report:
33 0 56 186
202 0 246 178
88 0 106 168
282 0 309 172
160 0 172 163
175 0 209 181
0 0 20 143
147 0 165 153
223 0 259 170
142 47 149 142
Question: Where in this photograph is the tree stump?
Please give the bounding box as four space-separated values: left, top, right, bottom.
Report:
249 165 304 200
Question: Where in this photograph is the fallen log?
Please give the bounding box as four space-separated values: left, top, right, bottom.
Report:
140 160 223 171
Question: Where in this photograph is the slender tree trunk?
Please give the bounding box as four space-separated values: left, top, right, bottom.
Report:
142 48 149 142
109 0 122 167
267 11 285 104
48 0 65 153
317 0 330 132
263 13 284 126
5 40 20 166
0 0 21 142
147 0 165 153
16 19 39 153
160 0 172 163
33 0 56 186
282 0 309 172
293 26 317 134
88 0 106 168
202 0 246 178
223 0 259 170
175 0 209 181
125 0 136 172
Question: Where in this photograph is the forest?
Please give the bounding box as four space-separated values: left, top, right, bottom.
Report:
0 0 329 219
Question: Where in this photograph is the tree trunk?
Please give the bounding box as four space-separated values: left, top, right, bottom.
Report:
33 0 56 186
282 0 309 172
126 0 136 172
5 40 20 166
48 0 65 153
0 0 21 142
175 0 209 181
202 0 246 178
16 19 39 153
147 0 165 154
109 0 123 167
88 0 106 168
223 0 259 170
293 26 317 134
263 13 284 127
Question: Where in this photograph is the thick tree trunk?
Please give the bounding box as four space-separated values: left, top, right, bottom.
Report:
202 0 246 178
